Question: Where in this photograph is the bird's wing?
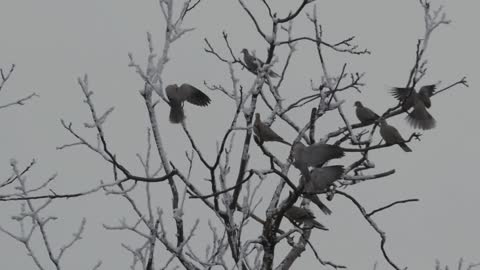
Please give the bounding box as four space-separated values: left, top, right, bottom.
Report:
419 85 436 97
390 87 415 101
418 85 435 108
244 52 261 70
308 165 344 192
364 107 380 119
259 124 284 141
180 84 211 106
385 125 404 143
357 107 379 122
307 219 328 230
165 84 178 101
285 206 305 220
302 143 345 167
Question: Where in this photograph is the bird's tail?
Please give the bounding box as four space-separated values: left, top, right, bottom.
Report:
406 102 436 130
268 70 280 78
169 104 185 124
305 219 328 231
307 195 332 215
398 142 412 152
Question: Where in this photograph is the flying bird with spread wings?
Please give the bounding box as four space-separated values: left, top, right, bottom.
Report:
166 83 211 124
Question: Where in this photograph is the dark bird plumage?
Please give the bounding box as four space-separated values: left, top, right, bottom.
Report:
379 120 412 152
390 85 436 130
354 101 380 124
253 113 291 145
241 48 279 78
166 83 211 124
284 206 328 230
301 165 345 215
292 141 345 184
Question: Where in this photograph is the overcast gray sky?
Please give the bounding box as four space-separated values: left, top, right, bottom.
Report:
1 0 479 269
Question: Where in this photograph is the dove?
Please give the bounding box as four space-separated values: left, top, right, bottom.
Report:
292 142 344 182
284 206 328 230
390 85 436 130
165 83 211 124
300 165 344 215
253 113 291 146
240 49 279 78
354 101 380 124
379 119 412 152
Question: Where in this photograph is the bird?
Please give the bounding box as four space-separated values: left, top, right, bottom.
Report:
240 48 279 78
300 165 344 215
379 119 412 152
292 142 345 182
253 113 291 146
165 83 211 124
302 165 344 194
284 205 328 230
354 101 380 125
390 85 436 130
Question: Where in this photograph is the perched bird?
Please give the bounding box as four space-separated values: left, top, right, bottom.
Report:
240 48 279 77
390 85 436 130
165 83 211 124
379 119 412 152
354 101 380 124
302 165 344 194
284 206 328 230
300 165 345 215
253 113 291 146
292 142 345 181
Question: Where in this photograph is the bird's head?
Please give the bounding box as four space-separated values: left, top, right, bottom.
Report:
254 112 260 120
241 48 249 55
354 101 362 107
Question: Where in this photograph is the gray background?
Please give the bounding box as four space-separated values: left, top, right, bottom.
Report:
0 0 479 269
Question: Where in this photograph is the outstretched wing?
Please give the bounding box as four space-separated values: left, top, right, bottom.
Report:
165 84 179 102
418 84 435 108
180 84 211 106
419 85 435 97
390 87 415 101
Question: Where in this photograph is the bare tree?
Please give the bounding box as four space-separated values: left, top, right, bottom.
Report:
0 0 471 269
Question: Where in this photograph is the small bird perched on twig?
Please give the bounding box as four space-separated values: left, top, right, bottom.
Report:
166 83 211 124
379 119 412 152
284 205 328 230
354 101 380 124
240 48 279 78
390 84 436 130
253 113 291 146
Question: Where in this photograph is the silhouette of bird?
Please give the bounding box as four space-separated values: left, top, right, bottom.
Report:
166 83 211 124
253 113 291 146
301 165 344 215
292 142 344 182
354 101 380 124
284 206 328 230
390 85 436 130
379 119 412 152
240 48 279 78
